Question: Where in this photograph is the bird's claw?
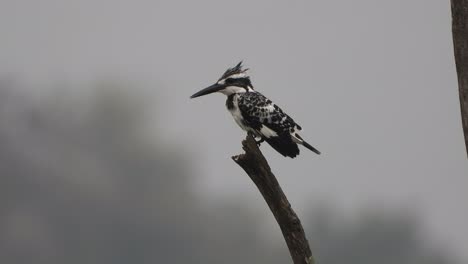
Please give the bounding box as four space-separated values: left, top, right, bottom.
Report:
255 138 264 146
247 132 264 146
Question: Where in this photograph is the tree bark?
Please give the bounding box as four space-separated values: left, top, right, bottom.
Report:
232 135 315 264
451 0 468 157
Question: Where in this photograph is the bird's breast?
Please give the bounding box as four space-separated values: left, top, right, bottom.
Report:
226 94 249 132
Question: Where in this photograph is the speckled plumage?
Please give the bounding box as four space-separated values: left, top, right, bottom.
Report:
232 91 300 133
226 91 304 157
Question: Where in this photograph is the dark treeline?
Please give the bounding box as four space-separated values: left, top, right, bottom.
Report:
0 82 458 264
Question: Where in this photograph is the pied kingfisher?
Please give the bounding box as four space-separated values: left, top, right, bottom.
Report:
190 62 320 158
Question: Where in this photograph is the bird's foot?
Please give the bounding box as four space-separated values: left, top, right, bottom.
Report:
247 132 264 146
255 138 264 146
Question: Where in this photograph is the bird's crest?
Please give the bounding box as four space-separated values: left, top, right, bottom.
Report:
219 61 249 81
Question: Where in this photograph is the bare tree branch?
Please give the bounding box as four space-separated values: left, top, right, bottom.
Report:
232 135 315 264
451 0 468 157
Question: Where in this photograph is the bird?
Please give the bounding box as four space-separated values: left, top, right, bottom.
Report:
190 62 320 158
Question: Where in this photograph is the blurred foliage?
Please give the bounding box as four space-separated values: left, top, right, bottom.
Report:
0 82 458 264
307 207 458 264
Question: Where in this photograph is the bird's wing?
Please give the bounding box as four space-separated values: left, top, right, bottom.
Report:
238 92 320 157
238 91 300 137
238 92 302 157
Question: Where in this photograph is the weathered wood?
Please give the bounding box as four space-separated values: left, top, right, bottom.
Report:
232 135 314 264
451 0 468 157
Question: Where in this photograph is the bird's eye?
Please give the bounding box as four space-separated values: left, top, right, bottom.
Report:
225 78 234 84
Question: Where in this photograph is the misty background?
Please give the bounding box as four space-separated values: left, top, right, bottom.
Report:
1 1 467 263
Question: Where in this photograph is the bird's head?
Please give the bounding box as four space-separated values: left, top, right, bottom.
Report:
190 61 253 99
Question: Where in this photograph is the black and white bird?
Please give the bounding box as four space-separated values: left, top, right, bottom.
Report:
190 62 320 158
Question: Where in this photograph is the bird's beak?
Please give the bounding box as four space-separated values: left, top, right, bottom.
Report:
190 83 225 99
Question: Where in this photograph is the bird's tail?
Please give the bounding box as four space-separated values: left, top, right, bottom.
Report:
265 135 300 158
293 133 321 155
301 140 321 155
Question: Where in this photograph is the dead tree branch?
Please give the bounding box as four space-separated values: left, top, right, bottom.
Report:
451 0 468 157
232 135 315 264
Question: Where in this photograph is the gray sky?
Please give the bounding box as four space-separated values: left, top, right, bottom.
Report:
1 0 467 262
